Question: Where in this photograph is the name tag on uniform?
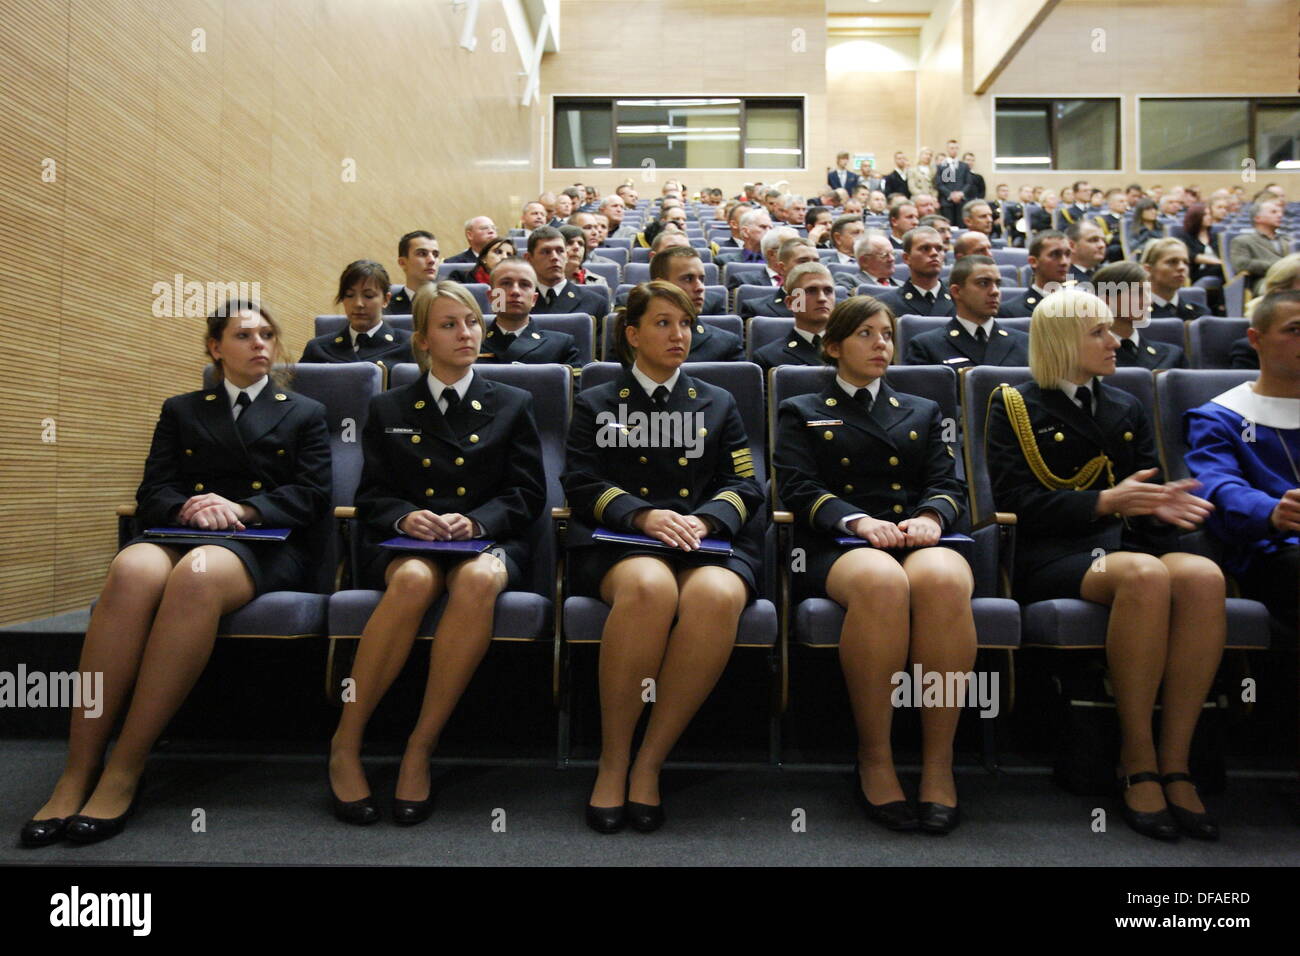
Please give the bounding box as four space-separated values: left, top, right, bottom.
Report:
385 427 421 435
943 357 969 365
1035 425 1058 435
805 419 843 427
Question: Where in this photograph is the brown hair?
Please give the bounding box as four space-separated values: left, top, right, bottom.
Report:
819 295 896 368
205 300 291 387
612 281 697 367
649 244 702 280
334 259 391 304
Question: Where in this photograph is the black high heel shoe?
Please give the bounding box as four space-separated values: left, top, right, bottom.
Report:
627 801 665 833
585 802 627 834
66 786 142 845
329 759 379 826
917 801 961 835
20 817 69 848
393 767 435 827
1161 772 1219 841
1117 771 1179 841
853 765 918 832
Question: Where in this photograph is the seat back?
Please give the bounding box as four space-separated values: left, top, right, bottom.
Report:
896 315 948 360
723 263 769 288
1180 286 1208 310
1140 316 1190 349
583 261 620 287
315 315 413 337
1187 317 1250 369
1155 368 1257 481
389 363 570 597
747 316 795 358
594 246 628 266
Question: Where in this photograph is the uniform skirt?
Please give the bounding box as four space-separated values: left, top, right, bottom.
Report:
1014 533 1169 605
793 536 971 602
568 542 757 603
359 542 525 592
124 534 309 597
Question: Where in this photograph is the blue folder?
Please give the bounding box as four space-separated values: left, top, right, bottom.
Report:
144 527 292 542
834 533 973 561
592 527 734 555
379 536 495 553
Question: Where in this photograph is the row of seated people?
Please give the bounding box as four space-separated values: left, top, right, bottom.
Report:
297 237 1260 382
20 278 1297 847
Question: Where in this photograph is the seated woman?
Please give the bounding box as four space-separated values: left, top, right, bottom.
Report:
562 281 764 834
328 281 545 826
560 224 608 287
773 295 974 834
986 287 1226 841
21 301 332 846
1127 199 1164 258
1092 261 1187 370
455 236 517 286
1143 238 1208 321
300 260 414 368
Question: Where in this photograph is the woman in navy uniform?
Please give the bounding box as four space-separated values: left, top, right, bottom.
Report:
299 260 414 369
985 287 1226 841
563 281 764 834
21 301 332 847
328 282 545 826
1093 261 1187 370
1142 239 1208 321
774 296 974 833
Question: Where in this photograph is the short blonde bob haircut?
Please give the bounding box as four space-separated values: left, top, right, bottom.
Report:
411 280 487 372
1029 287 1113 387
1140 236 1188 271
1245 252 1300 318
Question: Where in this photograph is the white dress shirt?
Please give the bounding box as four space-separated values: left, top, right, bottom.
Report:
223 375 269 419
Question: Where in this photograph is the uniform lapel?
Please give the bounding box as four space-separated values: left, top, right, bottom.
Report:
504 321 546 361
404 376 456 445
944 318 982 363
783 334 821 366
1042 384 1105 446
235 383 294 445
983 322 1015 364
1091 380 1127 438
356 322 400 361
834 380 900 449
197 386 255 468
451 373 496 440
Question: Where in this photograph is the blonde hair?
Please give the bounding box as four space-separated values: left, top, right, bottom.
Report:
411 281 486 372
782 261 833 293
1245 252 1300 317
1140 236 1188 271
1029 288 1113 387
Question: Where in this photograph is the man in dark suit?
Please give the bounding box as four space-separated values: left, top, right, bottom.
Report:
738 234 820 315
903 255 1028 368
446 216 498 264
961 152 986 200
386 230 441 314
1092 189 1128 262
987 183 1012 241
961 200 994 241
523 226 609 318
875 227 956 318
860 163 887 195
1230 198 1290 294
834 229 899 296
887 199 919 250
828 151 861 195
828 214 865 265
883 151 910 199
1066 220 1108 284
999 230 1073 317
752 263 836 371
715 208 773 270
649 246 743 362
481 260 582 367
1053 180 1092 230
935 140 974 224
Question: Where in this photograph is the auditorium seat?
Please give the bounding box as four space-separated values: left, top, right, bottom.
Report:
746 316 794 359
326 363 573 702
583 260 621 287
593 247 628 267
1187 317 1250 369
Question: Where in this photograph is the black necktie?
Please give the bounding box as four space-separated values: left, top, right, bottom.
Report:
544 289 557 308
855 388 873 412
923 291 935 305
355 332 371 352
442 389 461 426
1076 385 1093 417
652 385 670 408
499 331 517 348
810 334 822 351
1121 339 1137 357
974 326 987 344
234 391 251 420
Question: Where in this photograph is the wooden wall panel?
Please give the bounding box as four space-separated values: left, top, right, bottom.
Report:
0 0 538 626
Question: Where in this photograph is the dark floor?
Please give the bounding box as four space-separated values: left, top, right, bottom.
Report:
4 741 1297 866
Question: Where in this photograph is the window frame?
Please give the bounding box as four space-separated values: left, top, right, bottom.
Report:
991 94 1123 173
549 94 806 171
1136 94 1300 173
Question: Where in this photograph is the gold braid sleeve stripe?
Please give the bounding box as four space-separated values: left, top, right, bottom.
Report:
713 491 748 523
809 493 836 523
923 494 961 513
994 385 1115 490
593 487 628 523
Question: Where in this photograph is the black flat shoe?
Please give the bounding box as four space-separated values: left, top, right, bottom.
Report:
66 796 138 845
627 801 665 833
917 802 961 835
585 803 626 834
1117 771 1179 841
20 817 68 848
393 771 435 827
1162 772 1219 841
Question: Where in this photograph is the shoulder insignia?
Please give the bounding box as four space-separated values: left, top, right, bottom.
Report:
825 397 837 407
385 334 394 342
205 393 217 401
696 325 704 334
1146 346 1157 355
889 396 900 407
904 292 913 300
998 329 1008 336
532 332 541 339
687 387 697 399
275 393 287 401
788 340 798 347
334 336 344 343
414 400 426 410
618 388 630 398
471 400 482 410
948 329 959 337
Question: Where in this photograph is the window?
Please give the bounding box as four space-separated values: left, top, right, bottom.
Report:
1139 97 1300 170
994 98 1120 171
552 97 804 169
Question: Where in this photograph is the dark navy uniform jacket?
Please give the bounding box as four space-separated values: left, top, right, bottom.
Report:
386 286 415 315
134 384 333 591
300 321 413 371
1150 296 1208 321
480 319 582 368
773 378 965 580
875 280 956 318
533 281 609 318
903 318 1029 368
561 368 765 576
355 373 546 581
753 332 825 372
985 380 1178 573
1114 335 1187 371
